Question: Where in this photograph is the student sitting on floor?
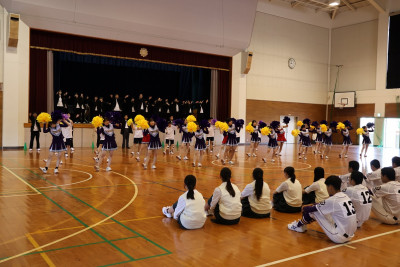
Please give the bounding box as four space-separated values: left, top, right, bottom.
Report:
371 167 400 225
205 167 242 225
288 175 357 244
241 168 271 218
339 161 361 190
161 175 206 230
302 167 329 205
342 171 372 228
392 156 400 181
273 167 302 213
365 159 382 187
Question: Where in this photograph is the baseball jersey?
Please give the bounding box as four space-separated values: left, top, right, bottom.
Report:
342 184 372 226
365 169 382 187
372 181 400 218
316 192 357 237
340 173 367 190
304 178 329 203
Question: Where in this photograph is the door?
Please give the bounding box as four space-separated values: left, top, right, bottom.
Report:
280 115 296 144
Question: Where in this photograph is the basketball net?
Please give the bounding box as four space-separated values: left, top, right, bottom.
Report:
338 103 347 109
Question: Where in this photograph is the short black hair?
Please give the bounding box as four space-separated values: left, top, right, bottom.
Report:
392 156 400 167
349 161 360 171
350 171 364 185
381 167 396 181
325 175 342 191
370 159 380 169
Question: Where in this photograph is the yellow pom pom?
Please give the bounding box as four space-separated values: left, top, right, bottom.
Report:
356 128 364 135
187 121 197 133
186 115 197 123
245 123 254 133
36 112 52 123
127 118 133 127
291 129 300 137
137 119 149 129
215 121 221 129
91 116 104 128
310 125 315 131
337 122 345 130
134 115 145 123
297 121 303 127
261 127 271 136
220 122 229 132
320 124 328 133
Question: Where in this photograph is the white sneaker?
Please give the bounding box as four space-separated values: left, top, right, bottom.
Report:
151 165 156 169
318 151 321 154
262 158 266 163
106 167 112 172
247 153 251 157
71 148 75 151
198 163 202 167
94 166 99 172
93 157 99 162
70 150 74 154
210 150 213 153
37 148 41 151
107 159 109 163
40 167 47 174
54 168 59 174
142 163 147 170
344 155 348 158
364 154 367 157
325 156 329 159
163 151 166 155
43 159 47 163
192 162 196 167
216 154 220 159
65 154 68 158
60 160 63 164
162 206 172 218
228 161 234 165
298 156 302 159
176 155 182 160
183 156 188 161
130 152 135 158
288 220 307 233
29 149 33 152
303 157 307 160
170 151 174 155
252 153 257 157
136 157 140 162
271 159 275 162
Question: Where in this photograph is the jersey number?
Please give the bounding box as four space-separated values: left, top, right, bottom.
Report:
360 191 372 204
343 201 356 216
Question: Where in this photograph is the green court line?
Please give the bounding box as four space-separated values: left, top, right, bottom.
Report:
0 162 134 262
99 252 172 267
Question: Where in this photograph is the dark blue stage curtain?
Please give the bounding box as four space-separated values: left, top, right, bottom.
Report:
53 51 211 101
387 14 400 89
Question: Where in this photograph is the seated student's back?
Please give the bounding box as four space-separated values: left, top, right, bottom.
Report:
241 168 271 216
217 182 242 219
276 167 302 208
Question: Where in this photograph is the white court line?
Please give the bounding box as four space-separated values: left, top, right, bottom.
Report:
0 165 138 264
256 228 400 266
211 160 312 170
1 166 41 195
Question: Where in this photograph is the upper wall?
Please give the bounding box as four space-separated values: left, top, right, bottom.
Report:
246 13 329 104
330 20 378 92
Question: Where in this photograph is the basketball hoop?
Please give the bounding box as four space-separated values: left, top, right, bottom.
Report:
338 103 347 109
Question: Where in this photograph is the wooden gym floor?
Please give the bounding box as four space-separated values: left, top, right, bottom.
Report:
0 144 399 266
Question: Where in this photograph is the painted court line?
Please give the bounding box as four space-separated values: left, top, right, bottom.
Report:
1 166 41 195
26 233 56 267
256 228 400 266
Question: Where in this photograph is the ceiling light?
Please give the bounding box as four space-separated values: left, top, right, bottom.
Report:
328 0 340 6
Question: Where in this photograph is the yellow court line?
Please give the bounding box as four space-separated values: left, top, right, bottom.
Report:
25 234 56 267
37 215 164 234
1 166 41 194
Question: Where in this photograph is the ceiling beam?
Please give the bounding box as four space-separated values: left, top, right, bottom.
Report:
341 0 356 11
367 0 385 13
331 8 338 20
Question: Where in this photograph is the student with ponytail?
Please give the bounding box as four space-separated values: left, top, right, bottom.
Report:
205 167 242 225
273 166 302 213
162 175 206 230
302 167 329 205
241 168 272 218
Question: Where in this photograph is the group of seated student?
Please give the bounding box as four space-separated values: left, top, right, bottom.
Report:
162 156 400 244
54 90 211 123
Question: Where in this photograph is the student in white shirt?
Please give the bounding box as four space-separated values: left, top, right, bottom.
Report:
343 171 372 227
288 176 357 244
371 167 400 225
365 159 382 187
241 168 271 218
339 161 360 190
205 167 242 225
302 167 329 205
392 156 400 181
61 116 74 158
130 123 144 162
163 121 176 155
94 126 105 162
206 118 215 153
273 167 302 213
162 175 206 230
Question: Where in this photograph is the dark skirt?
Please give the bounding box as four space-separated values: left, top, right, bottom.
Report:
343 136 352 145
241 197 270 219
250 132 259 143
195 138 207 151
302 190 316 205
50 135 66 152
362 136 371 145
226 133 238 146
268 138 278 148
315 133 324 143
208 197 240 225
272 192 301 213
301 136 312 147
102 135 117 151
182 132 193 144
148 135 161 150
323 136 332 146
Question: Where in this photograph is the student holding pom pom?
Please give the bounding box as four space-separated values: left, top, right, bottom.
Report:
246 120 260 157
193 122 209 167
143 119 162 170
320 122 336 159
176 119 194 161
276 120 289 156
339 120 353 158
360 124 374 158
94 117 120 172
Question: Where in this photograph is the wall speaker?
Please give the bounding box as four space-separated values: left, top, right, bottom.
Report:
8 13 20 48
241 51 253 74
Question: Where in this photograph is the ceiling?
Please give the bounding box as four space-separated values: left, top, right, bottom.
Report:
0 0 258 56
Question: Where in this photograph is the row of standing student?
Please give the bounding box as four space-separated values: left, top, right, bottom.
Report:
161 160 400 244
